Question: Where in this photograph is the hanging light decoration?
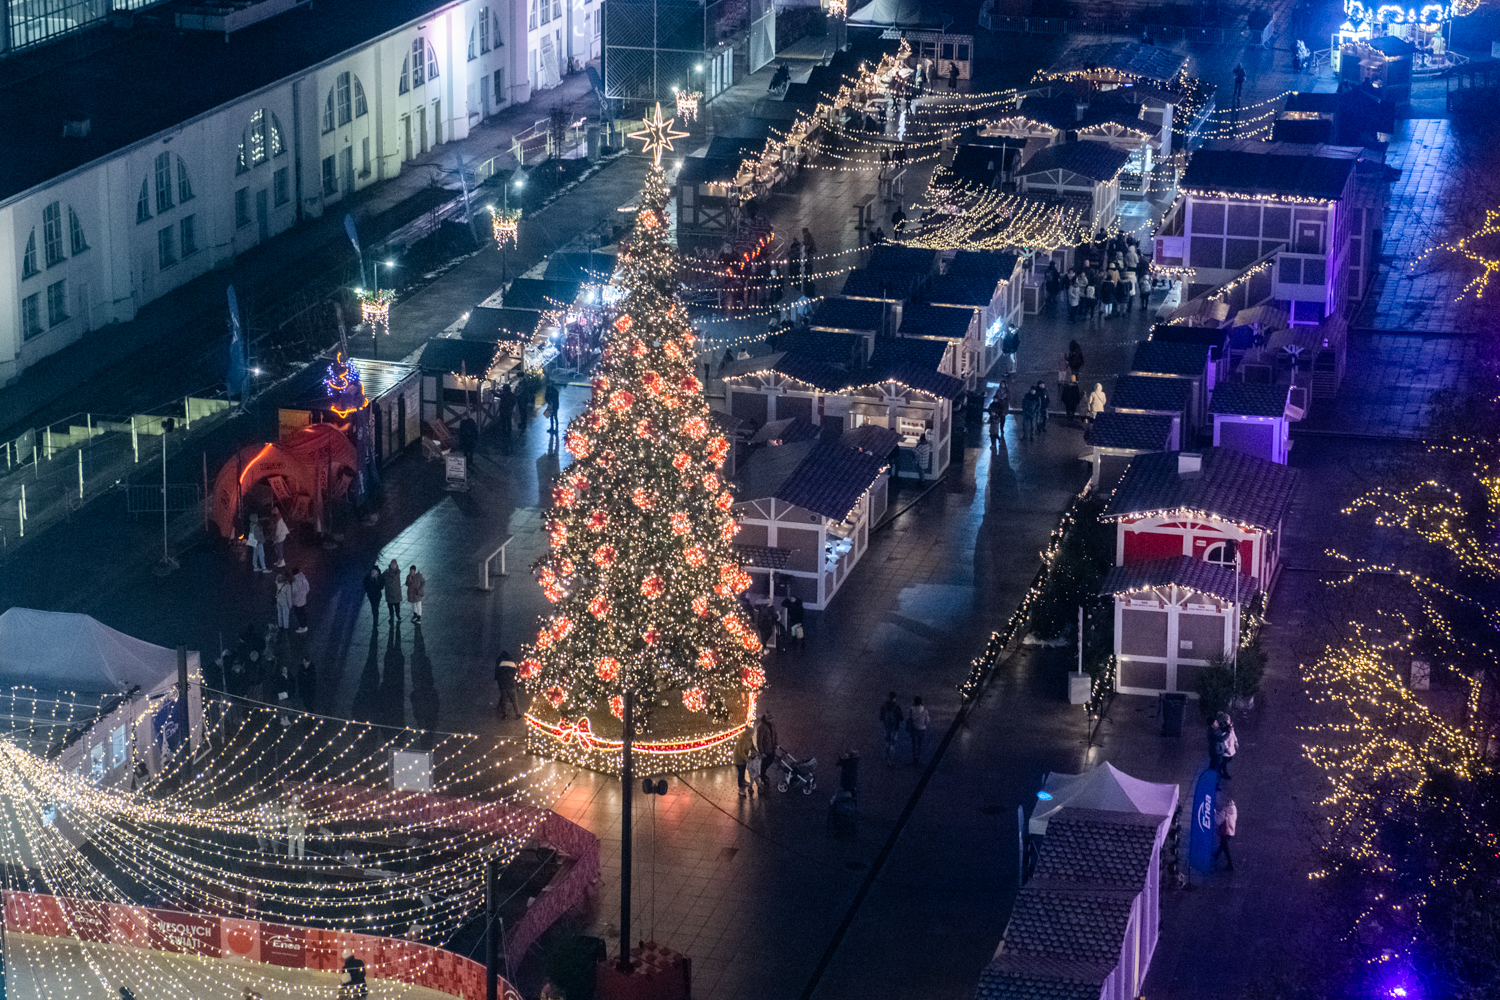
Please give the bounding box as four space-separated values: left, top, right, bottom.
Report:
357 288 395 337
827 0 847 16
491 206 522 248
675 90 701 122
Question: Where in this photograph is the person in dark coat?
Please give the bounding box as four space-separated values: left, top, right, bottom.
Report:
544 382 561 434
458 415 479 466
495 652 522 718
780 594 806 649
362 566 384 623
1061 379 1082 421
987 384 1009 448
494 383 515 437
948 62 960 91
1035 382 1050 430
754 714 777 788
383 560 402 624
297 656 318 712
1066 340 1085 374
1020 386 1039 441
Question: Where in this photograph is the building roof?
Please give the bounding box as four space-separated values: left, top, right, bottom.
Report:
840 267 923 300
843 423 901 455
1016 142 1130 183
417 338 500 376
1087 411 1174 452
1000 887 1138 966
503 278 582 312
736 430 895 521
1211 382 1291 418
1131 340 1209 378
705 135 770 161
782 328 867 367
1030 807 1161 889
1044 41 1188 85
264 355 417 410
1150 325 1229 360
463 307 539 343
1283 92 1339 115
947 249 1021 282
1270 119 1335 144
865 337 964 398
1180 139 1361 201
722 350 850 392
865 243 941 276
951 143 1022 185
1110 374 1193 413
1077 103 1152 133
748 416 821 446
809 297 887 333
0 0 456 205
898 303 975 342
1100 555 1257 601
676 156 738 187
1016 94 1080 129
975 958 1113 1000
928 273 996 307
1103 447 1299 529
732 544 795 570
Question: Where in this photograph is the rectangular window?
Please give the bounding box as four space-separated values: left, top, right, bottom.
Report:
46 279 68 327
957 43 970 60
412 39 426 87
137 179 152 222
540 0 550 26
274 167 290 206
42 201 65 267
180 214 198 257
595 14 600 35
235 187 251 227
552 0 561 19
158 226 176 270
940 42 953 60
322 155 338 197
529 0 538 29
155 151 174 213
337 71 352 126
22 293 42 339
361 137 371 176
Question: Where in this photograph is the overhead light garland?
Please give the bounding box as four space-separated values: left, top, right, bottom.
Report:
491 206 522 248
357 288 395 337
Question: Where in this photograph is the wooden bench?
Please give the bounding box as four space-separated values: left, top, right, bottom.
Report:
854 193 878 231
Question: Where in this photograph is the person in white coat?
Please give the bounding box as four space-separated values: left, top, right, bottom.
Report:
1213 797 1237 870
1082 383 1107 424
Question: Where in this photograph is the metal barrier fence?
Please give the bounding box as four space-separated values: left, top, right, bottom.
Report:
0 391 230 555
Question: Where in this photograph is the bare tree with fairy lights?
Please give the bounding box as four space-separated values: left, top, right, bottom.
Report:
520 133 763 775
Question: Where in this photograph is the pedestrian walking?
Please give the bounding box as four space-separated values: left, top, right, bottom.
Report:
907 696 930 765
1082 383 1106 425
271 510 290 568
1061 379 1081 422
987 385 1008 447
495 383 515 438
801 227 817 259
495 652 523 718
1066 278 1081 323
1123 269 1138 313
405 565 426 624
1213 796 1237 869
290 567 310 633
754 713 777 789
458 415 479 467
1081 281 1098 325
274 573 292 631
1066 340 1084 374
780 593 806 649
891 205 907 233
1020 385 1039 441
544 381 561 434
1099 277 1115 319
732 726 757 797
948 61 959 91
879 692 904 766
1035 382 1050 431
383 560 402 623
297 656 317 712
1232 63 1246 101
247 514 268 573
1215 711 1238 778
363 566 384 623
285 796 307 860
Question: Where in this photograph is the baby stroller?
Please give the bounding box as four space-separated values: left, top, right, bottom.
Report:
773 747 816 794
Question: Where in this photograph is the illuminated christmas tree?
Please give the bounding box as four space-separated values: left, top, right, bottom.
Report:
521 107 764 774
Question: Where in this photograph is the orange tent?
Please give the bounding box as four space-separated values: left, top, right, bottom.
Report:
211 423 358 539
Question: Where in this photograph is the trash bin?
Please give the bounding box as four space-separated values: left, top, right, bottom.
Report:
1160 693 1187 737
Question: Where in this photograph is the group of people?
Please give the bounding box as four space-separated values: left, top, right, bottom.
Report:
731 713 780 797
1043 235 1154 326
211 624 318 714
244 508 291 574
253 794 309 859
363 561 426 626
1209 711 1240 870
878 692 930 766
985 371 1106 448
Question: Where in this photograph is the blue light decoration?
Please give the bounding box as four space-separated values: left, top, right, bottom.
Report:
1188 767 1219 872
1343 0 1466 25
324 352 368 418
1036 790 1053 800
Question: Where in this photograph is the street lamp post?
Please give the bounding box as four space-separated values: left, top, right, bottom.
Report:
617 687 635 974
158 417 179 573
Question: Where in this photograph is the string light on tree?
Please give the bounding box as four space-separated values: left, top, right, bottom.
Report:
1419 205 1500 300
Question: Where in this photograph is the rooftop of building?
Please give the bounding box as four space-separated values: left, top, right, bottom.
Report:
1100 555 1258 601
1086 410 1174 452
1016 141 1130 183
1103 447 1299 530
0 0 458 204
1179 139 1365 202
1110 373 1194 413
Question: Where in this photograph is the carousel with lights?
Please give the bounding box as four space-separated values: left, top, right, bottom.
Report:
521 106 764 776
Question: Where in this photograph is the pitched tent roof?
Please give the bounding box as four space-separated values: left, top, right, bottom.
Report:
1110 373 1194 413
809 297 887 333
1030 761 1182 835
1150 324 1229 360
947 249 1021 282
782 328 867 367
502 278 582 312
463 306 540 343
846 0 945 28
865 337 965 398
1132 340 1210 377
928 272 996 307
1211 382 1291 418
720 350 849 392
735 429 896 521
951 143 1022 185
1086 411 1175 452
1103 447 1299 529
841 267 924 300
1180 139 1361 201
1044 41 1188 85
1016 141 1131 183
899 302 976 341
418 339 501 376
1100 555 1258 601
676 156 738 186
0 608 185 697
865 243 941 276
1016 94 1080 129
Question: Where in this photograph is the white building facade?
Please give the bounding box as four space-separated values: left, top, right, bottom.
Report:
0 0 544 386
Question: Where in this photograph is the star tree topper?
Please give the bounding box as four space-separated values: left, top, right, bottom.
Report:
629 103 690 167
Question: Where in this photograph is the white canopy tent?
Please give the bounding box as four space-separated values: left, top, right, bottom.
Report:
0 608 202 783
1029 761 1179 835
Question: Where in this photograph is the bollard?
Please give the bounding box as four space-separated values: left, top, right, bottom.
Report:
131 416 139 463
32 444 37 478
45 426 52 460
19 484 25 538
78 450 83 499
184 396 191 430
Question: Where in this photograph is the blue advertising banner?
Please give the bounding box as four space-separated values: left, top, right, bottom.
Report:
1189 767 1220 872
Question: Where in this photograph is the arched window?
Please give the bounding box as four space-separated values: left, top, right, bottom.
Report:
177 157 194 204
68 207 88 255
237 109 285 172
1203 542 1238 566
324 72 369 133
469 6 494 60
22 229 38 279
136 179 152 222
400 39 438 93
529 0 538 29
354 76 368 116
